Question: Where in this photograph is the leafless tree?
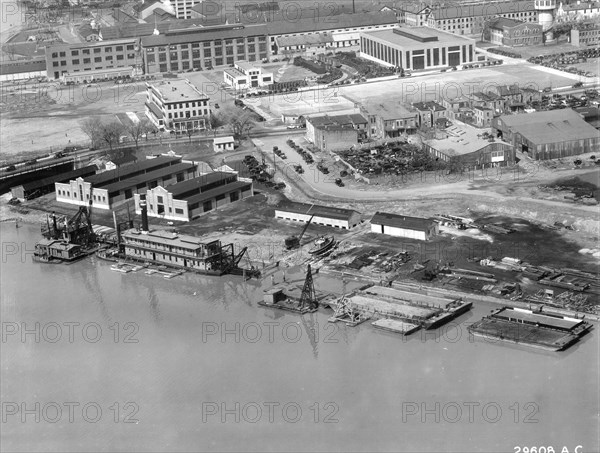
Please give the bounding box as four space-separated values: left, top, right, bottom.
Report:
126 117 154 149
80 118 103 149
99 121 125 151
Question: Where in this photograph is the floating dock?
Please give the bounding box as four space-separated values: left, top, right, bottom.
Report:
372 319 420 336
328 285 473 334
468 307 592 352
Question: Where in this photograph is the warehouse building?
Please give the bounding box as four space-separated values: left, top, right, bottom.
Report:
360 27 475 70
370 212 439 241
145 79 210 132
0 58 47 82
275 202 361 230
10 165 98 201
55 155 195 209
306 113 368 151
422 120 514 168
492 109 600 160
45 38 143 81
360 101 419 138
133 171 254 221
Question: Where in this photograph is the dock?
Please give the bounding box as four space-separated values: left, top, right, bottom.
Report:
468 307 592 352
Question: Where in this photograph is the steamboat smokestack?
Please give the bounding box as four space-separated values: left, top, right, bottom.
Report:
140 195 149 233
51 211 58 238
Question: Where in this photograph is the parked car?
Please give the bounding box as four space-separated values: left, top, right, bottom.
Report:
335 178 344 187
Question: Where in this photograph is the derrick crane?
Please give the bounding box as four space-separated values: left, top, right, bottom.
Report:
298 264 318 311
285 214 315 250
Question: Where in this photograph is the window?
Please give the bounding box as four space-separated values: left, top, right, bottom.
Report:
53 61 58 67
59 51 66 57
71 50 79 56
147 53 155 63
94 57 102 62
83 58 90 64
117 55 124 60
52 52 58 58
105 47 112 52
181 50 189 59
159 63 168 72
83 49 90 55
126 45 134 50
72 59 80 65
159 52 167 62
106 55 113 61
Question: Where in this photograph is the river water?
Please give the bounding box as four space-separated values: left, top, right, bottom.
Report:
1 223 598 452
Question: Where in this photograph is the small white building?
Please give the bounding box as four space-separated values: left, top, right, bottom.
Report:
223 60 273 90
370 212 438 241
275 201 361 230
213 136 235 152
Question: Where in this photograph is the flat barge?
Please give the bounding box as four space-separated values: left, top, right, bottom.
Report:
468 307 592 352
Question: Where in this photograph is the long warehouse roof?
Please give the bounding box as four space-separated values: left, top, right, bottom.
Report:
86 156 181 186
104 162 196 194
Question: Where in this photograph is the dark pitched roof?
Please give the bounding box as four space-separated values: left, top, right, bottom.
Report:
276 201 359 221
19 165 98 191
86 155 181 186
184 180 252 206
103 162 195 194
371 212 435 231
487 17 524 29
165 172 237 197
133 0 162 13
109 153 138 166
429 1 535 20
113 8 139 24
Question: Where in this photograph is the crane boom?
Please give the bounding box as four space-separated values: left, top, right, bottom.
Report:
297 214 314 243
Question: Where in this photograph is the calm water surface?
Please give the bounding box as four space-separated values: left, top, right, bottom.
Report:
1 224 598 452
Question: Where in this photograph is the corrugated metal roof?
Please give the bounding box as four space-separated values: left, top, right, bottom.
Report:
165 172 237 197
104 162 195 194
185 180 252 206
429 1 535 20
371 212 435 232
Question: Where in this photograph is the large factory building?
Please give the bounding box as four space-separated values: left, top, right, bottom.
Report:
492 109 600 160
359 27 475 71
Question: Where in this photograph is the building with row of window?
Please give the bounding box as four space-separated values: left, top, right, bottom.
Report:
556 0 600 21
55 155 197 210
486 17 544 46
223 60 273 90
425 1 539 36
45 38 143 81
145 79 210 132
359 27 476 71
133 171 254 221
359 100 419 138
571 21 600 46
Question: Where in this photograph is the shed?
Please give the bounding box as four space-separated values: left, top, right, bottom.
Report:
213 136 235 152
370 212 438 241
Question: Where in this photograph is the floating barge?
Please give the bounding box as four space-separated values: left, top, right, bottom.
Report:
328 285 473 334
372 318 420 336
468 307 592 352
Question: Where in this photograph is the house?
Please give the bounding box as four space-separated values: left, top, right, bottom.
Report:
361 101 418 138
133 0 165 20
370 212 438 241
275 202 361 230
412 101 447 128
305 113 368 149
106 153 138 171
213 136 235 152
473 106 494 127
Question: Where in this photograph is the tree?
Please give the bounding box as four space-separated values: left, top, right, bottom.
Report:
218 107 256 139
99 121 125 151
185 122 195 143
80 118 103 149
208 112 225 130
126 117 154 149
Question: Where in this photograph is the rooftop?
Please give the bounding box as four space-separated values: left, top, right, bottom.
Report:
235 60 258 72
487 17 525 29
213 136 235 144
103 162 196 194
425 119 512 155
276 34 334 47
307 113 368 128
19 165 97 191
165 172 237 197
412 101 446 112
86 155 181 186
363 101 417 120
276 201 359 221
429 1 535 20
361 26 474 50
371 212 435 232
493 308 583 331
148 79 209 102
184 180 252 206
123 229 220 249
496 109 600 144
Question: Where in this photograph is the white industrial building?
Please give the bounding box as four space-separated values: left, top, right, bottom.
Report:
275 202 361 230
223 61 273 90
370 212 438 241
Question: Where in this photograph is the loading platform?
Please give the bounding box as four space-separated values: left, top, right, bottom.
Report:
372 319 420 336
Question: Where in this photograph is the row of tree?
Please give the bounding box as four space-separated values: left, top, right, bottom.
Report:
79 106 259 151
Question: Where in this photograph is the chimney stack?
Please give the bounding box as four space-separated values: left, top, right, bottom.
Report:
140 195 149 233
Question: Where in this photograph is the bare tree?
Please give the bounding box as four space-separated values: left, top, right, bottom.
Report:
126 117 154 149
99 121 125 151
185 122 195 143
80 118 102 149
